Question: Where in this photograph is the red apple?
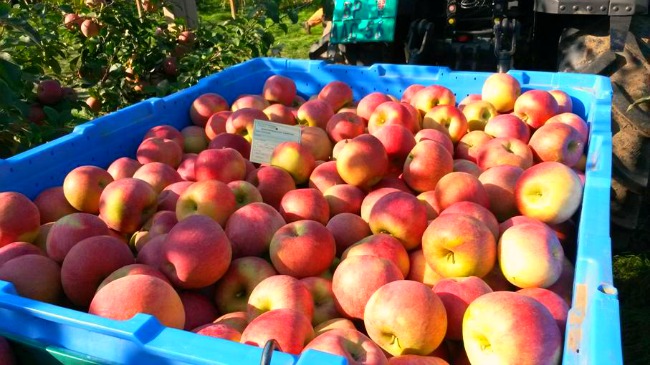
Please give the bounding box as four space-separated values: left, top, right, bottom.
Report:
518 287 569 337
247 274 314 321
481 73 521 113
422 214 497 278
422 105 468 143
342 233 410 278
270 141 316 185
246 165 296 210
195 147 247 183
107 157 142 180
409 85 456 117
33 186 78 224
549 89 573 114
270 220 336 278
372 124 417 176
190 93 229 127
513 89 559 129
207 132 251 160
318 81 354 111
454 130 493 163
89 274 185 329
225 201 285 258
365 280 447 356
416 190 440 221
478 165 524 222
61 235 135 307
98 178 158 234
407 249 445 287
368 191 428 251
241 308 314 355
359 187 401 222
175 179 237 226
326 212 372 257
461 100 498 132
144 125 184 148
132 162 183 193
176 153 197 181
483 113 531 143
300 276 340 326
453 159 483 178
160 214 232 289
301 125 333 161
181 125 209 153
326 112 366 142
368 101 420 135
136 137 184 168
0 254 62 304
157 181 193 212
434 172 490 211
227 180 263 209
357 92 394 122
45 212 110 263
414 128 454 156
476 137 534 170
528 122 585 167
297 99 335 129
37 79 63 105
545 112 589 145
440 201 499 240
263 103 297 125
402 140 454 193
304 328 388 365
214 256 277 314
515 161 583 224
336 134 389 190
225 108 269 142
463 291 562 365
309 160 345 193
458 93 483 110
205 111 232 140
323 183 365 217
263 75 297 106
401 84 425 104
0 242 44 266
231 94 269 111
332 255 403 320
63 165 114 214
498 223 565 288
432 276 492 340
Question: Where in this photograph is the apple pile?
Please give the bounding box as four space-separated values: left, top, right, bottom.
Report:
0 71 590 364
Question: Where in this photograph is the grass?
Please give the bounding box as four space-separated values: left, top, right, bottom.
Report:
196 0 322 59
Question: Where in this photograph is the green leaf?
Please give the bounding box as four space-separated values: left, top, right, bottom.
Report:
0 17 43 46
278 23 288 34
287 9 298 24
0 58 24 90
627 96 650 112
43 106 59 121
0 3 10 16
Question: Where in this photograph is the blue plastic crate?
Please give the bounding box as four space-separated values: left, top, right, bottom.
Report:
0 57 621 364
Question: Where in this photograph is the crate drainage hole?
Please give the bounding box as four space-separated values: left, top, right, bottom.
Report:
598 284 617 296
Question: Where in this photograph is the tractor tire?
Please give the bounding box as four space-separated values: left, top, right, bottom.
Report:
556 14 650 232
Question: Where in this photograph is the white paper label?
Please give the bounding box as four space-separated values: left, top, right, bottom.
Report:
249 119 302 164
